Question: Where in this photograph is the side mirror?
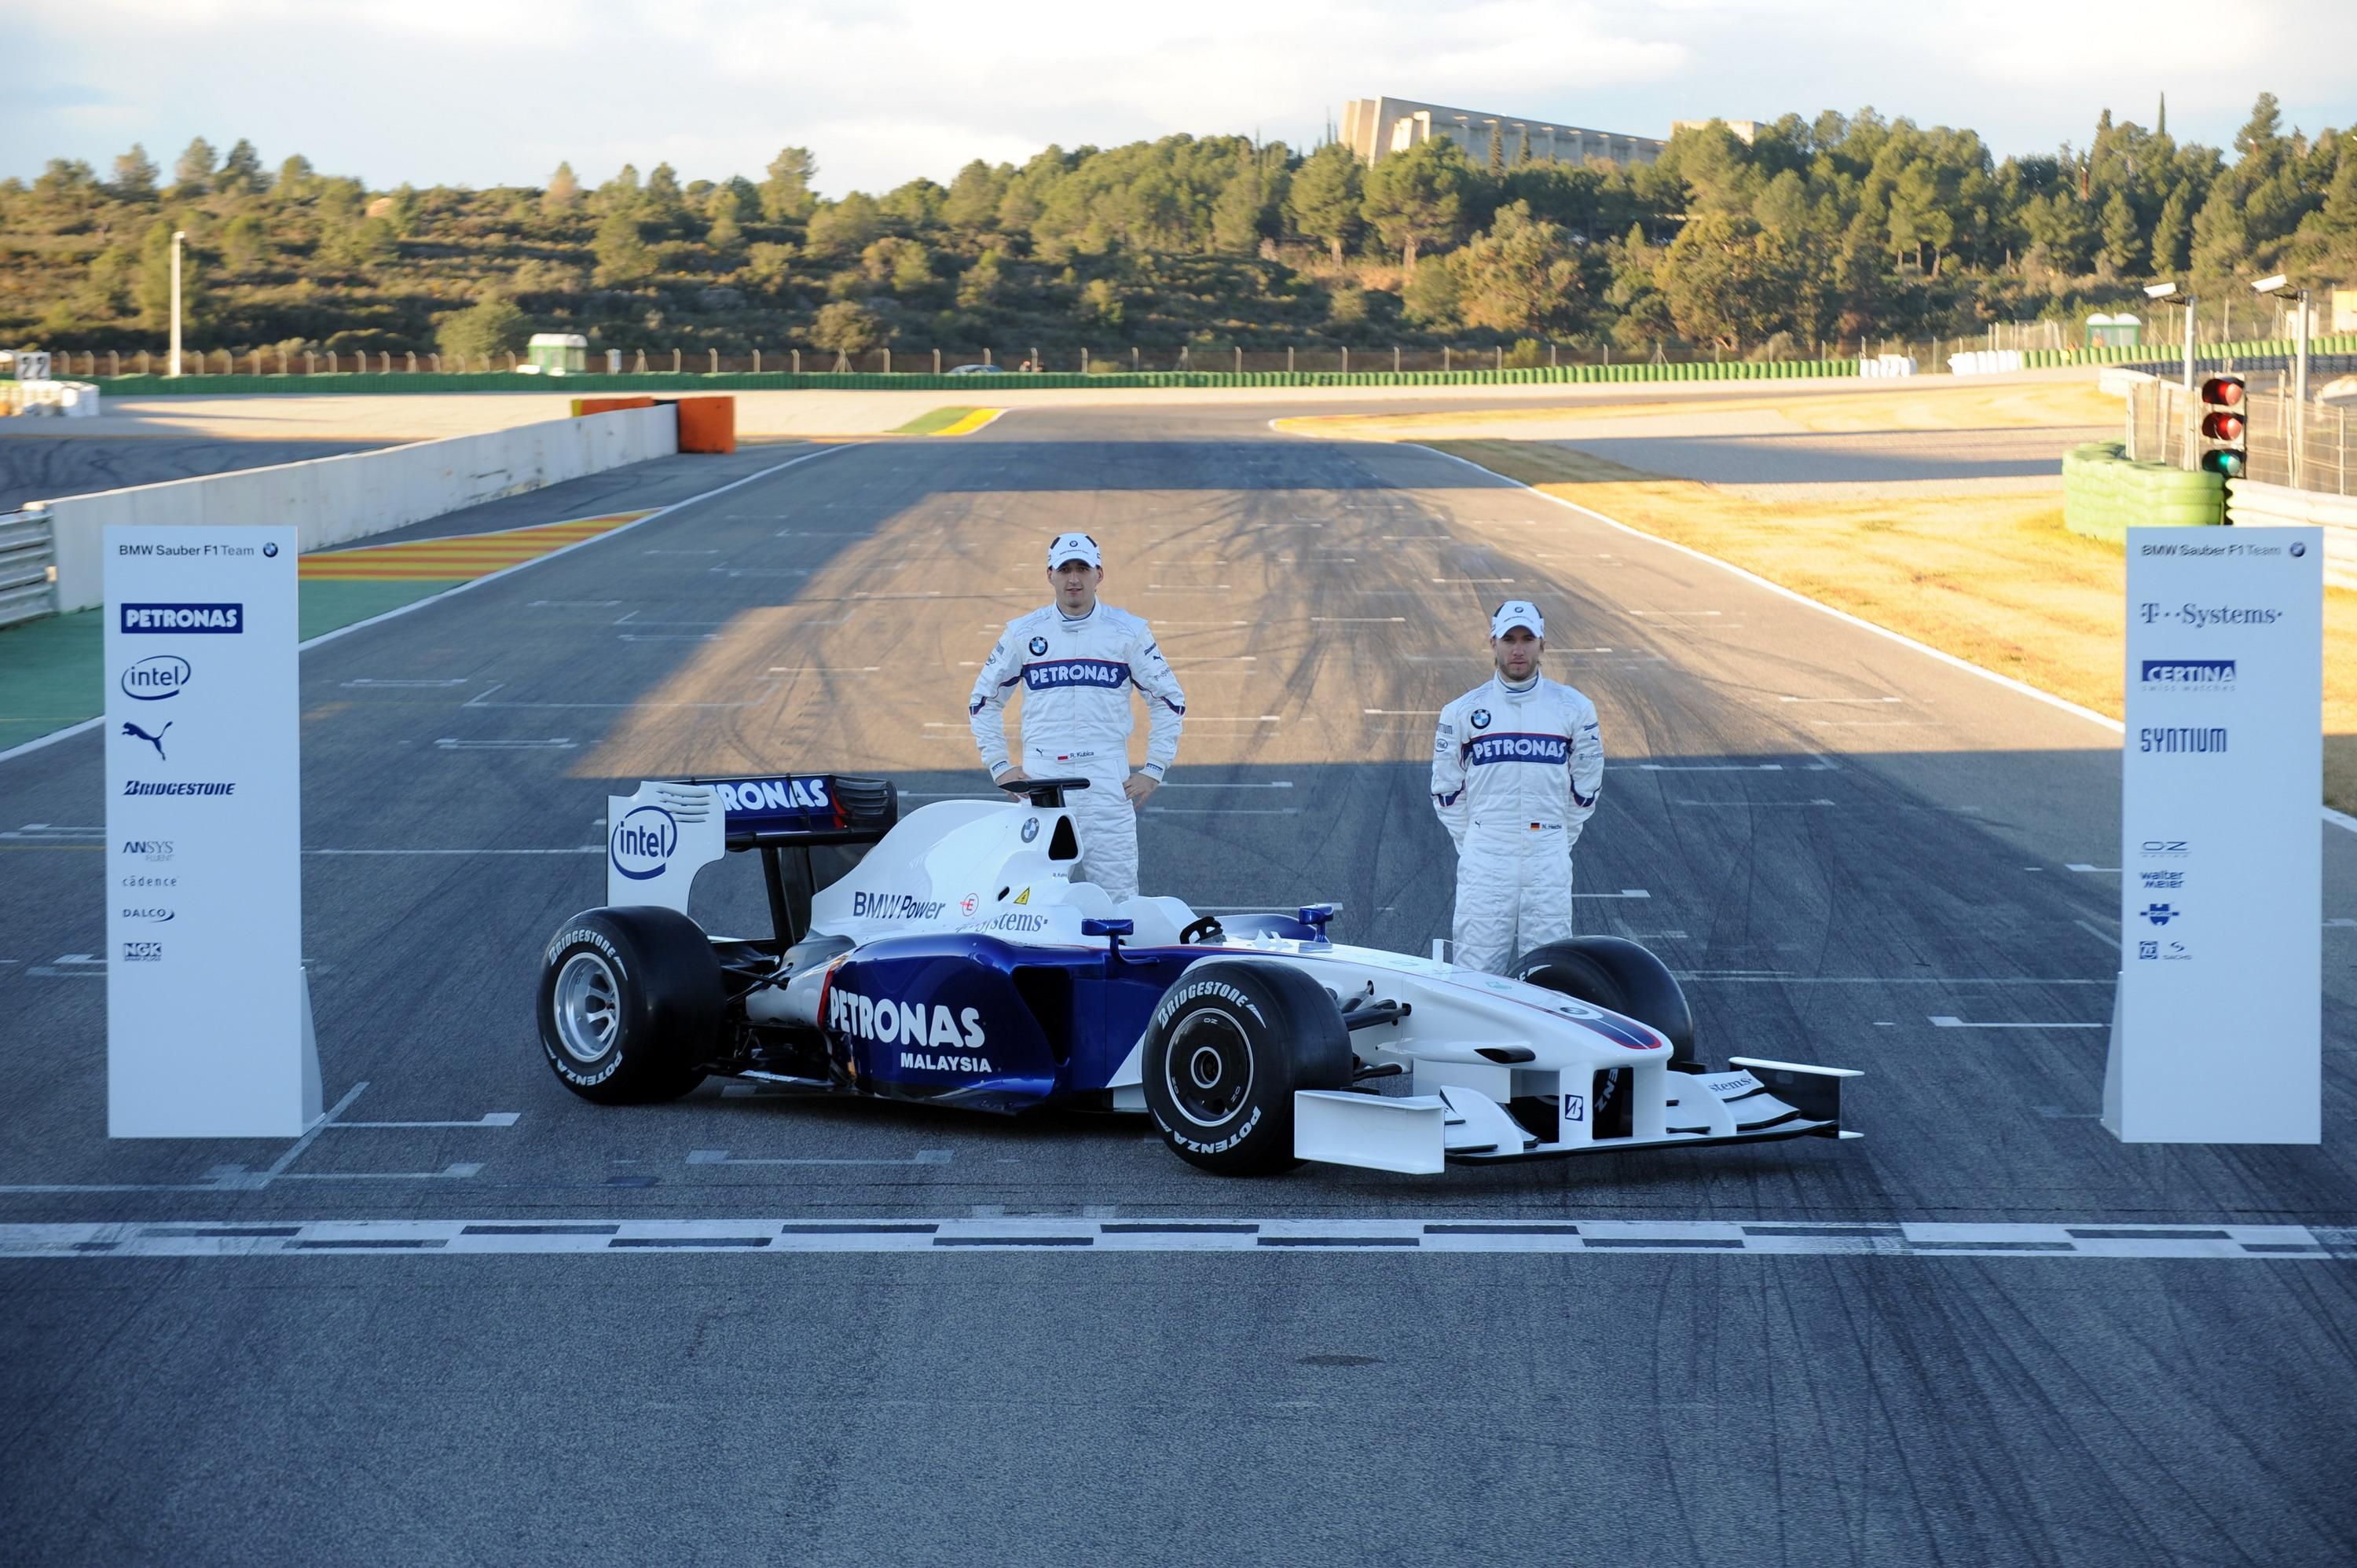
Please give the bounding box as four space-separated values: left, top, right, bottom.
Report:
1080 918 1134 940
1296 903 1341 938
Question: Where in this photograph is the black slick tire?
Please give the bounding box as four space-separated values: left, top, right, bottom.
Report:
1142 962 1351 1176
1511 936 1698 1066
537 906 723 1105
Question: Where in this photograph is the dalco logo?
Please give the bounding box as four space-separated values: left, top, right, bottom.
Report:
609 805 678 881
119 654 192 702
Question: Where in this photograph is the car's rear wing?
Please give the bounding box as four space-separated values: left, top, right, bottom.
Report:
687 773 899 849
606 774 899 942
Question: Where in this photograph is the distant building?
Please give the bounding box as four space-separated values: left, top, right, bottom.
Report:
1341 96 1666 168
1672 118 1761 145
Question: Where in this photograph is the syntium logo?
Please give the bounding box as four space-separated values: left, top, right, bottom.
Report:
2139 727 2228 754
1468 732 1569 765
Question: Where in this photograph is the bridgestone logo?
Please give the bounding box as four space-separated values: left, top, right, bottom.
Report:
1153 977 1266 1032
123 781 234 796
1157 1102 1263 1154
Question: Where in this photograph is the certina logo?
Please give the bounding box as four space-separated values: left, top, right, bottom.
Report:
122 781 233 796
1469 733 1569 765
716 777 831 812
608 805 677 880
120 603 244 634
827 985 989 1063
119 654 192 701
2137 602 2282 629
1023 659 1128 692
121 840 174 860
2139 659 2235 691
2139 727 2227 754
851 890 947 921
119 907 174 922
1028 636 1049 656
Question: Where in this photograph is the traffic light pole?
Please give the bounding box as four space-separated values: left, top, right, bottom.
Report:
2294 293 2310 490
2180 300 2197 470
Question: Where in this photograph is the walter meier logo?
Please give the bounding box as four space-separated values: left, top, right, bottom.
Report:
2139 659 2234 691
119 654 192 702
120 603 244 634
608 805 677 881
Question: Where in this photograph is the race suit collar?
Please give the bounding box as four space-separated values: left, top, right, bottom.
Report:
1054 603 1098 624
1493 672 1541 697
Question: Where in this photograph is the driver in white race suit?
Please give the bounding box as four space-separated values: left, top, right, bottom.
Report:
1431 600 1604 973
970 533 1186 902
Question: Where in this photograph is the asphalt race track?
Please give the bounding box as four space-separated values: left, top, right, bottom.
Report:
3 405 2354 1566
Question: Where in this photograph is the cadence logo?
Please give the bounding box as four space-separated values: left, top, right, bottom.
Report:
119 654 192 701
827 984 990 1066
2139 659 2235 691
608 805 677 880
119 603 244 634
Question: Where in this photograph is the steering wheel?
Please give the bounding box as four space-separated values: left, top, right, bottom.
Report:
1178 915 1226 946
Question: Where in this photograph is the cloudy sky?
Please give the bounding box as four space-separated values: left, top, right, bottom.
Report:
5 0 2352 196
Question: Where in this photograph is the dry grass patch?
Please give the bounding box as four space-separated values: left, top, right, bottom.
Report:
1430 438 2357 814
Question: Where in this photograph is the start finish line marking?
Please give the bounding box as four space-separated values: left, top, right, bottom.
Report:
1 1219 2345 1262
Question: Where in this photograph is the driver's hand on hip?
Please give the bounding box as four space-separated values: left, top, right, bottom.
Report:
1124 773 1159 806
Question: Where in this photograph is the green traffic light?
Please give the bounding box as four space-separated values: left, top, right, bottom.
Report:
2200 450 2246 477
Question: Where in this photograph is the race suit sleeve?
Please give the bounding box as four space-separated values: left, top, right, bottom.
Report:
1564 694 1604 846
1430 705 1469 853
968 625 1025 778
1131 627 1186 779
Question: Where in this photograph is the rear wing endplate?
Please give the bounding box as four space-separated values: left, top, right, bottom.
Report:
605 774 897 934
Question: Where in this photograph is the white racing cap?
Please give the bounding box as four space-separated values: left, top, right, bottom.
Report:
1490 599 1545 638
1047 533 1102 570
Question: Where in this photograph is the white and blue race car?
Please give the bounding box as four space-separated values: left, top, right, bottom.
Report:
537 774 1860 1175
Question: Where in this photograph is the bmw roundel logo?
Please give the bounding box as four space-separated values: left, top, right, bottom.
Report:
262 541 279 559
1470 709 1491 729
1021 817 1040 843
1028 636 1049 656
2291 541 2308 558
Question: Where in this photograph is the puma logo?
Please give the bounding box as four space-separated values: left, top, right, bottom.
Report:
121 720 170 760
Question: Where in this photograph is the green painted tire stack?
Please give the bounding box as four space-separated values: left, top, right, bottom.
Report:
2062 442 2224 541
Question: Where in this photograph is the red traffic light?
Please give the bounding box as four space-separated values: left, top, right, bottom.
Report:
2201 410 2246 441
2200 374 2245 407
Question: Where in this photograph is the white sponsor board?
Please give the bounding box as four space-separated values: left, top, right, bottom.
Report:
104 526 317 1137
2104 526 2322 1142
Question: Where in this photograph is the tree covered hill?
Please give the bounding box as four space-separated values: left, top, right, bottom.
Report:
2 94 2350 365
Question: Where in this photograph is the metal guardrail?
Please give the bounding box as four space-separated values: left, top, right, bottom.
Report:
0 507 59 628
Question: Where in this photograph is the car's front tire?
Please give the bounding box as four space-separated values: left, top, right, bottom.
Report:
1512 936 1697 1066
1142 962 1351 1176
537 907 722 1104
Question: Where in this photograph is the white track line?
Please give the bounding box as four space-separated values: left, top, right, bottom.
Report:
0 444 860 768
0 1216 2341 1262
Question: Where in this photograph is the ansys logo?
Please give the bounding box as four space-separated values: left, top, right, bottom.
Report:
609 805 677 880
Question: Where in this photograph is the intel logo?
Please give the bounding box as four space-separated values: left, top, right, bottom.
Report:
120 654 192 701
608 805 677 881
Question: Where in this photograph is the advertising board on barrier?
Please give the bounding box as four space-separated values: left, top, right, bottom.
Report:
104 525 317 1137
2105 526 2322 1143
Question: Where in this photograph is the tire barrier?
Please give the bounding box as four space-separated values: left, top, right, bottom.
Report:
2223 477 2357 591
2063 442 2224 542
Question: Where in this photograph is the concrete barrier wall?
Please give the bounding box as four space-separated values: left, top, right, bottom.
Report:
2225 478 2357 592
48 404 676 613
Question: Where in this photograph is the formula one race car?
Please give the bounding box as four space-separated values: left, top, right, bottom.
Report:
536 773 1860 1175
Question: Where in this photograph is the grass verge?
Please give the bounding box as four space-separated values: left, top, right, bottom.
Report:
893 406 988 435
1424 438 2357 815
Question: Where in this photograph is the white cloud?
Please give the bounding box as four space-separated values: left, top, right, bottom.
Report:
2 0 2350 193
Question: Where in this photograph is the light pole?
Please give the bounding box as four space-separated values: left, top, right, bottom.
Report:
2252 274 2308 489
168 230 185 378
2145 280 2195 465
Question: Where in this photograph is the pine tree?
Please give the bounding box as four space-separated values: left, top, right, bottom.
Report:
1488 123 1505 177
543 162 581 214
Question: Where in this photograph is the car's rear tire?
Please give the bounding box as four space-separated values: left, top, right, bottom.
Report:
1143 962 1351 1176
1511 936 1697 1066
537 907 722 1105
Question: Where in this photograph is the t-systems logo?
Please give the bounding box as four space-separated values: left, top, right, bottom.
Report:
608 805 677 880
2139 659 2235 691
119 603 244 634
119 654 192 702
